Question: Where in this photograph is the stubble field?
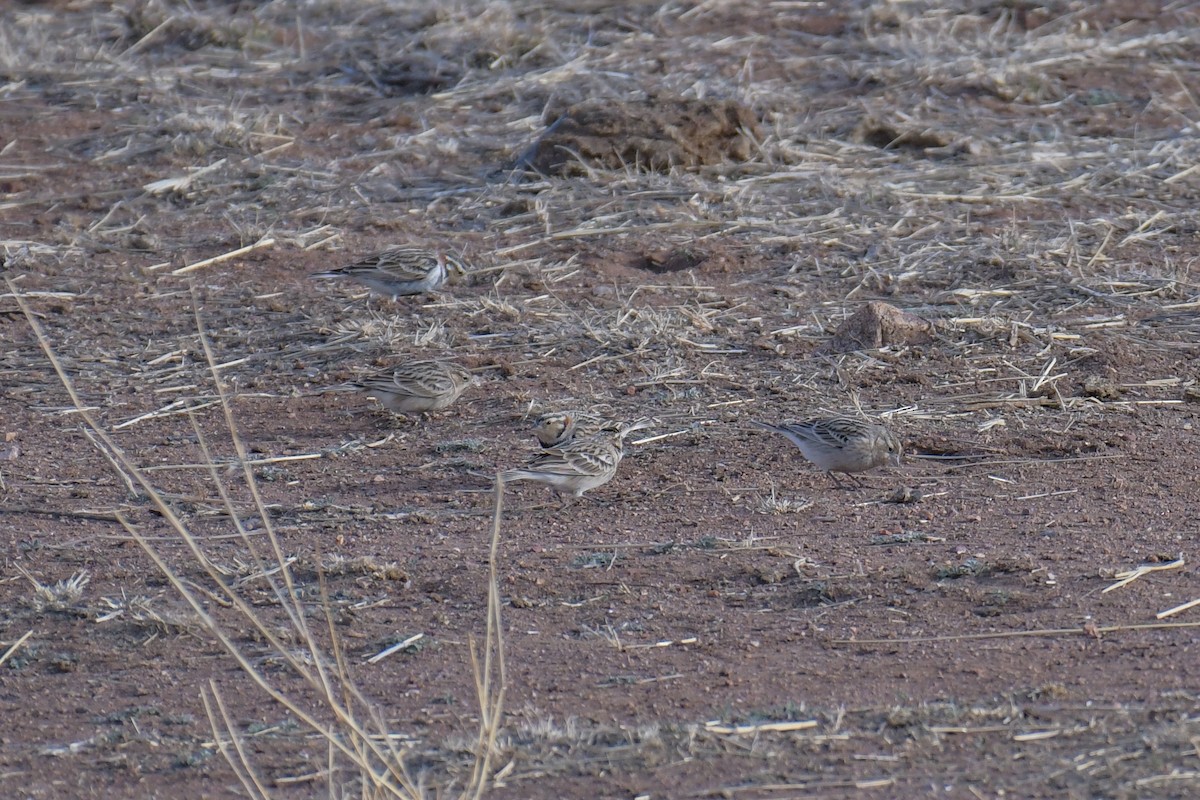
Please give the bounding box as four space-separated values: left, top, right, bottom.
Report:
2 1 1200 798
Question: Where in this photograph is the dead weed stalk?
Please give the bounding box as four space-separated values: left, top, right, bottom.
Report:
9 279 505 800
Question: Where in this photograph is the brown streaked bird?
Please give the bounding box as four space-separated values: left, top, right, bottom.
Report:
532 409 621 449
751 416 902 487
503 420 651 497
350 359 474 416
311 247 466 298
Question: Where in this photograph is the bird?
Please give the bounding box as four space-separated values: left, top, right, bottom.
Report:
311 247 466 298
751 416 902 487
349 359 474 416
532 409 620 449
503 420 651 498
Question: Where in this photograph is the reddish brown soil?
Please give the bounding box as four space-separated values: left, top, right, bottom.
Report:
2 2 1199 799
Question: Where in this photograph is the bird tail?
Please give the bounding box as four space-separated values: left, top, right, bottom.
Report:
616 418 655 440
301 382 361 396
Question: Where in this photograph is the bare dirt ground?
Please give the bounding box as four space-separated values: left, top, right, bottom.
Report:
2 1 1200 798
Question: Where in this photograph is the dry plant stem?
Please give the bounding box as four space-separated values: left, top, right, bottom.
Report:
316 570 370 785
189 299 409 765
704 720 818 735
1157 597 1200 620
316 568 412 791
111 505 385 779
171 236 275 275
202 684 269 800
80 426 138 497
0 631 33 668
190 293 422 794
468 474 509 799
143 452 323 471
114 397 222 430
835 620 1200 646
0 506 124 523
9 280 417 797
367 633 426 664
1103 554 1185 594
189 291 307 638
107 506 388 777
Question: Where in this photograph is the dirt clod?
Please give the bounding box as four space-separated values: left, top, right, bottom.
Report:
820 301 936 353
524 95 761 175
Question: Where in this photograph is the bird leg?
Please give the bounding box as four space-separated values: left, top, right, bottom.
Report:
551 489 577 512
827 471 864 489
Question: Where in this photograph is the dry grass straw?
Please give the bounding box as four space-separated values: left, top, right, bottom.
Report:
1157 597 1200 620
704 719 817 735
469 473 508 800
0 630 34 668
9 278 505 800
834 619 1200 647
170 236 276 275
1102 554 1184 594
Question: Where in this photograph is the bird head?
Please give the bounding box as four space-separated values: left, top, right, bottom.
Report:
879 428 904 467
443 253 468 283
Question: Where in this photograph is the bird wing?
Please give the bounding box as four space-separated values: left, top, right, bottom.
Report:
391 367 458 399
754 418 859 446
564 445 619 476
527 443 618 477
372 249 438 281
317 248 433 281
809 417 870 447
